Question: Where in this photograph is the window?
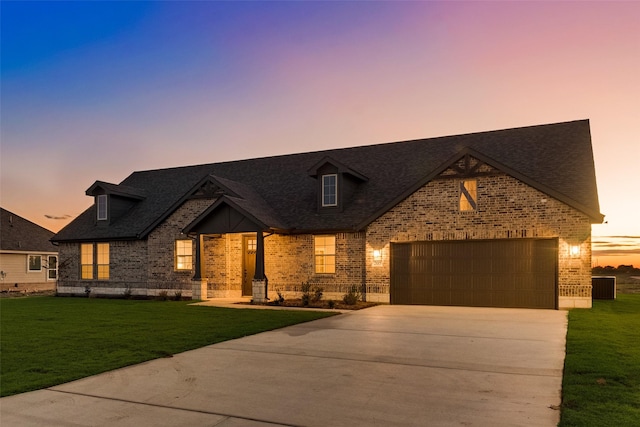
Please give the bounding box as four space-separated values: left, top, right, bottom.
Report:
97 194 108 220
80 243 109 280
28 255 42 272
48 256 58 280
175 240 193 270
97 243 109 280
81 243 94 279
314 235 336 274
322 174 337 207
459 179 477 211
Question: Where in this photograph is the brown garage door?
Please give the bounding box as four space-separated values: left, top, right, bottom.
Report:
390 239 558 309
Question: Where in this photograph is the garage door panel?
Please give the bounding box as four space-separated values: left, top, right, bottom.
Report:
474 275 493 291
390 239 557 309
431 289 451 305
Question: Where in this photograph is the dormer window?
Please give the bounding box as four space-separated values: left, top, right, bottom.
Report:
322 174 338 207
97 195 108 220
308 157 368 212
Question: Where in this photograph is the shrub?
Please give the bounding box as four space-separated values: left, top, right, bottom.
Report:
123 286 132 299
157 291 169 301
301 294 310 306
327 299 336 309
312 286 323 303
269 290 285 306
342 286 361 305
301 281 311 306
173 291 182 301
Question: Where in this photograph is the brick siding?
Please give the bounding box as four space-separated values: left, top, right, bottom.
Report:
58 161 593 307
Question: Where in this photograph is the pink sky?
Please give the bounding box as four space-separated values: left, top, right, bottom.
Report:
2 2 639 267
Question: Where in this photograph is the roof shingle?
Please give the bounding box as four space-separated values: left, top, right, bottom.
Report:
53 119 602 242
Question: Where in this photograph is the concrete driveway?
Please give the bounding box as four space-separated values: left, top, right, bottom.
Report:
1 305 567 426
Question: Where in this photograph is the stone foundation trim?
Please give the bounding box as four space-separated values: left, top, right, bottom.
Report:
56 285 193 299
559 296 592 309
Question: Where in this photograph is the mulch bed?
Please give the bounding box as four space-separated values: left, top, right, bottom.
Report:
240 298 379 310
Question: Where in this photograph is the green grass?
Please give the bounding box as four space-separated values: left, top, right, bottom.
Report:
559 294 640 426
0 297 335 397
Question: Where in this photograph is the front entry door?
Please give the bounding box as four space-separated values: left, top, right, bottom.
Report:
242 236 257 296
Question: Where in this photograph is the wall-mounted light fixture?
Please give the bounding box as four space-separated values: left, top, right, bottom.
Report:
569 245 581 258
372 249 383 267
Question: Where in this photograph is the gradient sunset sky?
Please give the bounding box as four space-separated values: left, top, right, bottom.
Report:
2 1 639 267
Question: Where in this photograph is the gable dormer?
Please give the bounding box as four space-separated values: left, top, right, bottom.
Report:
86 181 146 224
307 156 368 212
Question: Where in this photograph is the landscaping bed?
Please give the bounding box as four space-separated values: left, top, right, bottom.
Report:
245 298 379 310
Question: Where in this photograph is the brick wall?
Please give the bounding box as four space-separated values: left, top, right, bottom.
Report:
57 199 214 297
57 162 594 308
366 165 593 307
203 232 366 300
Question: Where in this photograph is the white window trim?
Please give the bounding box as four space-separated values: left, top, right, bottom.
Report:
321 174 338 207
97 194 108 221
27 254 42 272
47 255 58 280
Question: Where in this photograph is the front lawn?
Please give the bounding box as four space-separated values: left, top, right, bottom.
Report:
560 294 640 426
0 297 336 397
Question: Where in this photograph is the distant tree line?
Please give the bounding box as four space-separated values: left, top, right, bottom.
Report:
592 265 640 275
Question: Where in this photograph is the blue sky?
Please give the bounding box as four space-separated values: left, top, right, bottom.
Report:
1 1 639 266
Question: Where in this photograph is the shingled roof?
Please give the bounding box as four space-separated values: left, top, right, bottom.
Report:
52 120 603 242
1 208 57 252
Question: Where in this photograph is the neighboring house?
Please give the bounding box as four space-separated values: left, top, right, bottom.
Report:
1 208 58 293
52 120 603 309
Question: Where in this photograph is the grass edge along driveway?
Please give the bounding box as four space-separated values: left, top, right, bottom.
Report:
0 297 336 397
559 294 640 426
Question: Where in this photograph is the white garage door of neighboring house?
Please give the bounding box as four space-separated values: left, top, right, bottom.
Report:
390 239 558 309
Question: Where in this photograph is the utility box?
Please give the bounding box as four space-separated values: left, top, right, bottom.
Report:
592 276 616 300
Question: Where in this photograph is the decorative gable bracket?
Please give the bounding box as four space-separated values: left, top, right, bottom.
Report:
188 175 240 200
441 153 498 179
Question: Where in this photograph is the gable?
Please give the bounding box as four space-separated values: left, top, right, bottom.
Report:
1 208 56 252
183 198 265 234
357 148 603 229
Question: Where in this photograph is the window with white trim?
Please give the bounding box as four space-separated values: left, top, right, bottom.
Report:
97 194 108 220
48 255 58 280
28 255 42 272
322 174 337 207
459 179 477 211
314 235 336 274
175 240 193 271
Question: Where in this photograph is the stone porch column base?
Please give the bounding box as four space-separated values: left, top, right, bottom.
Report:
192 279 208 301
252 279 268 303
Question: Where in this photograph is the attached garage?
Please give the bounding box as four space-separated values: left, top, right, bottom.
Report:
390 239 558 309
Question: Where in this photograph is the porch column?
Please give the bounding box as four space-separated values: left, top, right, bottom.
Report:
191 234 208 300
193 234 202 280
252 231 268 302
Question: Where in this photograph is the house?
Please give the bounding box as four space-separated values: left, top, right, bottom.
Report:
1 208 58 293
52 120 603 309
